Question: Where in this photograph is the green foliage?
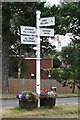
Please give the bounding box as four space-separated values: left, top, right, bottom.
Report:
9 57 18 78
58 2 80 91
60 43 79 92
20 59 28 78
61 69 71 80
53 57 61 68
51 69 63 82
9 57 28 78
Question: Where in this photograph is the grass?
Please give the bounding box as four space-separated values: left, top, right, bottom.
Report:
1 103 79 118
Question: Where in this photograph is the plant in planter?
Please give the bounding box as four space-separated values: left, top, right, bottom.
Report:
16 91 38 109
40 87 57 108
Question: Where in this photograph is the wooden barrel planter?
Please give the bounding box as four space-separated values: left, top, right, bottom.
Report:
19 99 38 109
40 98 56 108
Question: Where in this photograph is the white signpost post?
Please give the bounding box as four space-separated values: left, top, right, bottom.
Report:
36 11 41 108
20 10 55 108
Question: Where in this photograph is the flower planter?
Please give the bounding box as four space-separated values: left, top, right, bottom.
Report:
17 89 57 109
19 99 38 109
40 98 56 108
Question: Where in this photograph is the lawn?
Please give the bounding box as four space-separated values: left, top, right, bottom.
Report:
1 103 79 118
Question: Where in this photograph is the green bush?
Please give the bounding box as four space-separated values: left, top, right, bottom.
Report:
53 57 61 68
51 69 63 82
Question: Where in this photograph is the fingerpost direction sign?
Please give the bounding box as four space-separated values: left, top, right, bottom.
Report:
21 35 37 44
21 26 36 35
40 28 54 37
40 17 55 26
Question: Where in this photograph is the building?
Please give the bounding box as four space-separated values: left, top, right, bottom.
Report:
23 58 53 79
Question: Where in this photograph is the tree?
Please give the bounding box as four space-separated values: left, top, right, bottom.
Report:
2 2 37 93
2 3 12 93
41 38 56 58
53 57 61 68
70 2 80 91
52 2 80 93
60 44 79 93
9 57 28 78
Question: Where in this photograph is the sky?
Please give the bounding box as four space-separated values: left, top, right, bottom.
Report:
46 0 60 6
49 34 71 51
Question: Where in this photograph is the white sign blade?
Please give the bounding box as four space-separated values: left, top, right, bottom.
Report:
40 17 55 26
40 28 54 37
21 26 36 35
21 35 37 44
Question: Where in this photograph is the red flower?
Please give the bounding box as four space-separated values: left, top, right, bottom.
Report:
27 86 30 91
40 87 49 91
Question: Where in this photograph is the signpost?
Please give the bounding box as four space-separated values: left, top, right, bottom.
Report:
40 17 55 26
21 26 36 35
21 35 37 44
40 28 54 37
36 10 41 108
20 10 55 108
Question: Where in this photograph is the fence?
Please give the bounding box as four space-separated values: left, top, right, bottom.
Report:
8 78 79 94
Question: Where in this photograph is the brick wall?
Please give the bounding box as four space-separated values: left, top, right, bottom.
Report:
24 58 52 79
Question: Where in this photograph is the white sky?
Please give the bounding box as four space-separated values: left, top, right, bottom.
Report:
49 34 72 51
46 0 60 6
